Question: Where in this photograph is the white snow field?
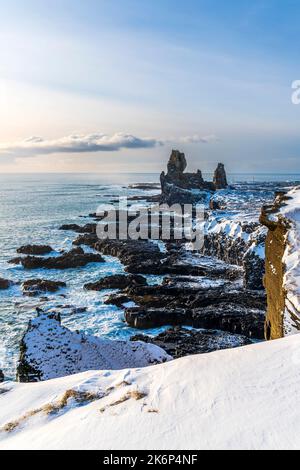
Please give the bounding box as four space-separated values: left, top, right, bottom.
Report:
280 187 300 334
1 334 300 450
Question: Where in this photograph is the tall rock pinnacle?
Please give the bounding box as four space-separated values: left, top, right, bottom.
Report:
213 163 228 189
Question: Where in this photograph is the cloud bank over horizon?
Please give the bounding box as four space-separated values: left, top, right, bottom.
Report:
0 133 217 159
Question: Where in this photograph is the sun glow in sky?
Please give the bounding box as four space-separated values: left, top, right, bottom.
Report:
1 0 300 173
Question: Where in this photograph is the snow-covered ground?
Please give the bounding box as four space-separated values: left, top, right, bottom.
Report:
269 186 300 335
279 187 300 334
2 335 300 450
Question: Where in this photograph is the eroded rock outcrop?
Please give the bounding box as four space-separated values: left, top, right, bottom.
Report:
261 187 300 339
160 150 227 205
17 311 171 382
213 163 228 189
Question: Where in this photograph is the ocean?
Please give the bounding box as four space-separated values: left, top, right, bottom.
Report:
0 172 300 380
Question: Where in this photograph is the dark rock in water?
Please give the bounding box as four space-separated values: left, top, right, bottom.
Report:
70 306 88 314
127 193 161 203
8 257 23 265
59 223 96 233
0 370 4 382
104 293 133 307
89 210 143 223
209 199 222 210
94 239 164 267
73 233 98 247
213 163 228 189
53 304 88 314
0 278 12 290
17 245 54 255
128 183 161 190
22 279 66 296
84 274 147 291
131 326 251 358
125 304 265 339
19 247 104 270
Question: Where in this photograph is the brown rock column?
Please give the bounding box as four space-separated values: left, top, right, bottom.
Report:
213 163 228 189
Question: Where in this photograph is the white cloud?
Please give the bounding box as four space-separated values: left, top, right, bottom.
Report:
0 132 218 159
0 133 161 158
179 134 218 144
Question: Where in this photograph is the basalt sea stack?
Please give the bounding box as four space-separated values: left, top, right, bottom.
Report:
160 150 227 204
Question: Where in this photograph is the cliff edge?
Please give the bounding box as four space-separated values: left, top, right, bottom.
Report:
260 187 300 339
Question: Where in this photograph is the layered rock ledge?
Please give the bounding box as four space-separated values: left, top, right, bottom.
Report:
261 187 300 339
131 326 251 358
10 247 104 270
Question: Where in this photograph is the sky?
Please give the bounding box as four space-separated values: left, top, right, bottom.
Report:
0 0 300 173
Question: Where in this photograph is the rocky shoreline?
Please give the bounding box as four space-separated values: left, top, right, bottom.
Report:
1 150 285 383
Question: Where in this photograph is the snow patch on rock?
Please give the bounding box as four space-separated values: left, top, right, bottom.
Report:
17 312 172 382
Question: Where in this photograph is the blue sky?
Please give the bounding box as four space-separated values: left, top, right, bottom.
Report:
0 0 300 173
